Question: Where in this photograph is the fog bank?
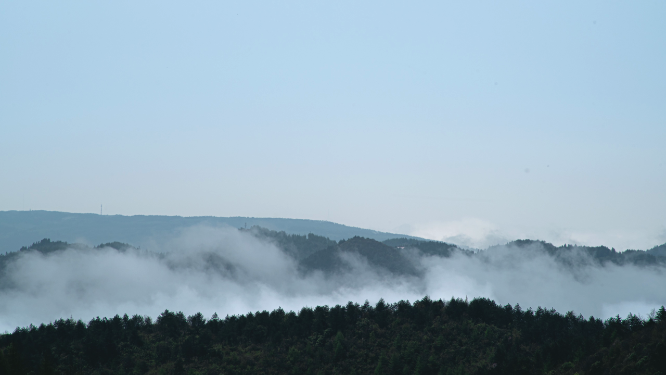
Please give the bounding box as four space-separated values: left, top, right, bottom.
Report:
0 226 664 332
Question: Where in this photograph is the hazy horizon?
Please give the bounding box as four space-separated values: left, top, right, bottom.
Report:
2 209 665 252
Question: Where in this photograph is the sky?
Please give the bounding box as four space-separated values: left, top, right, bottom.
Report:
1 1 665 250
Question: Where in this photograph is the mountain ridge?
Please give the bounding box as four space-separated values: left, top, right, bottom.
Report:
0 210 422 253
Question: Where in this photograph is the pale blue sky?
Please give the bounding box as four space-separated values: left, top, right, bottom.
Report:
1 1 665 250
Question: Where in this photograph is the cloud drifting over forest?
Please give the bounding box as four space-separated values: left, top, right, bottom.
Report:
0 226 664 332
407 218 666 251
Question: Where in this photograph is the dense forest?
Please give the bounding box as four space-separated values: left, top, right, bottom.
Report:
0 296 665 374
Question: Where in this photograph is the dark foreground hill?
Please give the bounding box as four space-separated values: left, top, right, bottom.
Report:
1 297 665 375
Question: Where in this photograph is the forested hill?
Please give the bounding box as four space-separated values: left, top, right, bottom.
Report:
3 211 665 268
0 211 421 253
3 231 666 281
486 240 666 267
1 296 665 375
0 239 140 275
649 243 666 258
301 237 423 276
240 226 337 260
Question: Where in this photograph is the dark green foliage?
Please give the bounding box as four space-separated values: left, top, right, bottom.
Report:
647 243 666 258
1 297 664 374
0 239 80 277
242 226 337 260
382 238 428 248
301 237 421 276
488 239 666 267
656 306 666 324
405 240 462 257
3 234 665 283
18 238 78 253
385 237 666 268
95 242 134 251
382 238 462 257
12 238 134 256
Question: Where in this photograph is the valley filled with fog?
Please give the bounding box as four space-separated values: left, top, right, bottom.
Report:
1 225 664 332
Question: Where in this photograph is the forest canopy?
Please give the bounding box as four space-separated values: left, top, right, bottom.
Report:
1 296 665 374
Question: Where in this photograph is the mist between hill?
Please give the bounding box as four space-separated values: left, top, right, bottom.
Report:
0 226 664 332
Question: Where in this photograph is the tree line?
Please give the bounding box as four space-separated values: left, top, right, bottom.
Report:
1 296 665 374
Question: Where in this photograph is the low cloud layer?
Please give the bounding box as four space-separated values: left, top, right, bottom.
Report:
0 226 664 332
407 219 666 251
407 219 508 249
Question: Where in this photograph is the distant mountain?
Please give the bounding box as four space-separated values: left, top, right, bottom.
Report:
5 229 666 280
0 210 422 253
0 232 460 280
487 239 666 267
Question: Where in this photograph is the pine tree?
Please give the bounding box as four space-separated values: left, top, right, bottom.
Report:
374 353 388 375
334 331 345 361
656 306 666 324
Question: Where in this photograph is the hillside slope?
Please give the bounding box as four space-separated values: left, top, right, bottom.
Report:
0 211 421 253
300 237 421 276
